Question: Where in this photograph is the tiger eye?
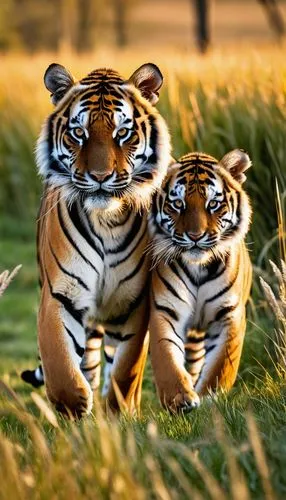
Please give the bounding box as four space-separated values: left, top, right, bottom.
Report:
173 199 184 210
117 127 128 137
209 200 220 209
74 127 85 138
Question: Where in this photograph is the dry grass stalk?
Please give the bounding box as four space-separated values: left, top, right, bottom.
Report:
275 179 286 263
213 410 250 500
0 265 21 298
260 260 286 373
246 411 275 500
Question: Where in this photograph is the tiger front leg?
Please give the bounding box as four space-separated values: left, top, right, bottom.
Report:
81 325 104 392
150 311 200 413
104 298 149 414
195 308 246 396
38 285 93 419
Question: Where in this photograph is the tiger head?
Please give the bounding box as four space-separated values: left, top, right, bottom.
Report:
152 150 252 265
37 63 171 212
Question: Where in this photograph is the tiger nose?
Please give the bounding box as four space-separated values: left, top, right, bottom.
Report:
89 170 114 182
188 231 205 241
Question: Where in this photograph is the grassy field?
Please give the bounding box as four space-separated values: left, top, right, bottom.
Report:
0 49 286 498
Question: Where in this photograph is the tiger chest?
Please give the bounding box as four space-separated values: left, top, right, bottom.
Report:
94 253 150 322
185 267 240 332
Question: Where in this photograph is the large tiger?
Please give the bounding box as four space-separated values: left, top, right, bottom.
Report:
149 149 252 412
21 62 171 417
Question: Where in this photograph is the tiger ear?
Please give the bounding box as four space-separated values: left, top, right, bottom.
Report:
128 63 163 105
44 63 75 105
220 149 251 184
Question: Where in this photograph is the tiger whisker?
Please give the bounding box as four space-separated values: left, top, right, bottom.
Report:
37 189 69 222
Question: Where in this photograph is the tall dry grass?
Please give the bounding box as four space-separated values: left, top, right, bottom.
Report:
0 379 278 500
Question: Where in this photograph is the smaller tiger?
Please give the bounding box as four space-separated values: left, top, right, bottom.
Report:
149 149 252 412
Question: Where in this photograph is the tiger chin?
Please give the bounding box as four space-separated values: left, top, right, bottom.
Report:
149 149 252 413
22 62 171 418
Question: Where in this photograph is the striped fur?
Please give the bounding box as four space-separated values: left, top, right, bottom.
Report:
149 150 252 412
21 63 171 418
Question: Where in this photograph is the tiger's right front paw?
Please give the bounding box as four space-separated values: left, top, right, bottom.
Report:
160 385 200 414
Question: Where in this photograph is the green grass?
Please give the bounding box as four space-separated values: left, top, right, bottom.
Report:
0 50 286 498
0 166 285 500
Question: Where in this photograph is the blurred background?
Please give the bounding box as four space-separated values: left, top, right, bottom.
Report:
1 0 286 53
0 0 286 391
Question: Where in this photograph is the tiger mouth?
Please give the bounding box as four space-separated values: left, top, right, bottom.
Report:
171 240 207 251
82 187 127 199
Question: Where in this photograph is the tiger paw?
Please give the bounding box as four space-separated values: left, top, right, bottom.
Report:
163 388 200 414
48 383 93 420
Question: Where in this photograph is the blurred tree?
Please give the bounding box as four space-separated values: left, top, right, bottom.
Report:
112 0 128 47
58 0 77 54
191 0 285 54
0 0 21 50
193 0 210 54
76 0 95 52
76 0 106 53
0 0 101 53
258 0 285 40
19 0 57 52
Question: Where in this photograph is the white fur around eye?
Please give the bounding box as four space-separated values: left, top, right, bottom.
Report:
171 183 185 199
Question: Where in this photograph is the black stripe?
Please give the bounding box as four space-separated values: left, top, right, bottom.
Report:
65 326 85 358
158 338 185 356
119 253 146 285
185 345 205 353
148 115 158 161
177 258 198 287
82 362 101 372
205 344 216 354
107 280 149 325
108 212 142 254
134 171 154 182
169 261 196 299
46 271 86 324
156 267 187 302
186 353 205 363
164 317 185 342
186 335 205 343
154 300 179 321
68 202 104 259
105 331 135 342
57 199 99 273
110 223 147 267
86 328 104 339
106 209 131 228
104 352 114 363
223 192 241 237
215 305 237 322
48 240 90 291
204 332 220 341
205 266 239 304
199 257 228 285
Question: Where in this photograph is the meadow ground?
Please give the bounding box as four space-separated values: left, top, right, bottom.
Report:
0 48 286 499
